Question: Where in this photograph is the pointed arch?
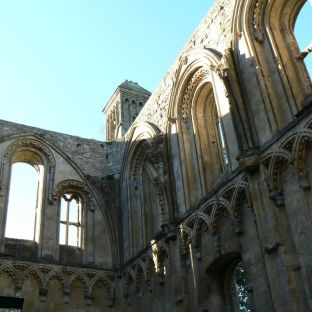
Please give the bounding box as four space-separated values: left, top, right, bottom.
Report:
233 0 312 131
121 122 171 259
167 48 239 216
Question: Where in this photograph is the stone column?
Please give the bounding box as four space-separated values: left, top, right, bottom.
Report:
0 156 10 253
240 155 309 311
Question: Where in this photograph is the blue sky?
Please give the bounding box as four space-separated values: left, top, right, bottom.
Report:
0 1 310 141
0 0 214 140
1 1 310 240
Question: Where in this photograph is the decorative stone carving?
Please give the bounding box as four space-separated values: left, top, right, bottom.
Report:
250 0 265 43
5 137 55 165
181 68 209 120
0 259 116 303
238 152 260 173
53 179 92 199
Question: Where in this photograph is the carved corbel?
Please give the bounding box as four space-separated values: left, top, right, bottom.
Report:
298 171 311 190
264 169 285 207
263 241 281 254
161 221 177 242
63 288 70 304
39 288 48 302
238 152 260 174
168 116 176 124
269 190 285 207
84 294 93 305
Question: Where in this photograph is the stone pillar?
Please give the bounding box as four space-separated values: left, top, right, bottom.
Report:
85 197 95 265
241 155 310 311
164 231 190 311
0 156 10 252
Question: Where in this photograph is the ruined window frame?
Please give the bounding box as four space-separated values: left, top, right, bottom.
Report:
58 192 83 248
4 148 47 243
5 161 39 240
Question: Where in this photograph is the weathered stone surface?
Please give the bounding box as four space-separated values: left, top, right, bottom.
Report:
0 0 311 311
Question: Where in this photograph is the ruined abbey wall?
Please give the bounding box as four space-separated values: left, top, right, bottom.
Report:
0 0 311 311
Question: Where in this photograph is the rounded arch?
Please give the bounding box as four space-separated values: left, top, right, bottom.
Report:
21 265 45 289
53 179 92 200
0 262 19 289
1 136 55 244
45 268 67 291
5 136 55 166
90 273 114 298
68 271 89 294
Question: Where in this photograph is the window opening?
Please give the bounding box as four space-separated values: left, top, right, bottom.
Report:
59 193 81 247
0 296 24 312
294 1 312 77
231 261 251 312
5 162 38 240
216 116 229 167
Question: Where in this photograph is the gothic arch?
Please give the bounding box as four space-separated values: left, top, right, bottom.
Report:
233 0 312 129
261 120 312 206
90 274 114 298
167 48 239 215
121 122 171 259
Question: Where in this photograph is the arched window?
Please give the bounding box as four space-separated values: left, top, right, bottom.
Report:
5 162 39 240
294 1 312 79
192 81 229 191
59 193 82 247
177 69 233 210
230 261 251 312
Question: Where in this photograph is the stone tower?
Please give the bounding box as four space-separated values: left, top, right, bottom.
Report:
103 80 151 141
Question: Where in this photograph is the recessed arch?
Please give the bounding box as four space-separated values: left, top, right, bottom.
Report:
233 0 312 129
167 49 238 214
5 162 39 240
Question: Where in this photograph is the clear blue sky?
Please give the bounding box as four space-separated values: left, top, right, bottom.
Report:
0 1 310 141
1 1 310 241
0 0 214 140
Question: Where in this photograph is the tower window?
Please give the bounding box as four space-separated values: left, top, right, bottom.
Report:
59 193 81 247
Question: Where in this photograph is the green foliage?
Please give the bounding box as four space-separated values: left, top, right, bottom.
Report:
234 261 251 312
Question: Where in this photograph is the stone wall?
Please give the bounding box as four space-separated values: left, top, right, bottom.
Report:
0 0 311 311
